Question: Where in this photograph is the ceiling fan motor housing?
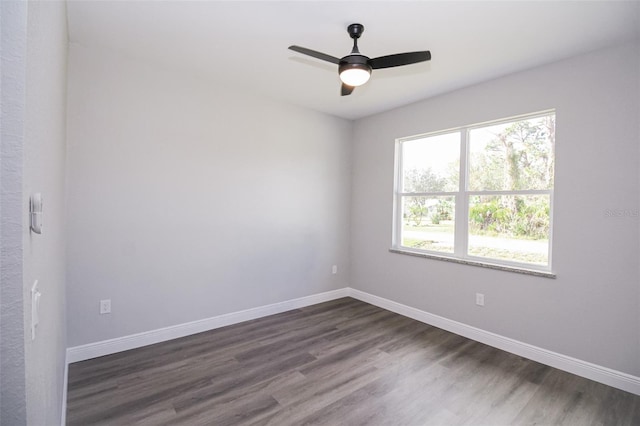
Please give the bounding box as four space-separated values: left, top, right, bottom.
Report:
339 54 372 76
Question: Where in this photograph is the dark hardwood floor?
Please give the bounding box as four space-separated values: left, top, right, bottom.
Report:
66 298 640 425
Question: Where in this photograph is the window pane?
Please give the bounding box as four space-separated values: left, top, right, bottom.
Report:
401 196 455 253
468 194 550 265
468 115 555 191
402 132 460 193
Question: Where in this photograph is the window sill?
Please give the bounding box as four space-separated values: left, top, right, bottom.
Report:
389 248 556 279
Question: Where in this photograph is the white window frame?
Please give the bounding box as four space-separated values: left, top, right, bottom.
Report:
392 110 555 277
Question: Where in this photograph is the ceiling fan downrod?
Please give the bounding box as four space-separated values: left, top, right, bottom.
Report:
347 23 365 54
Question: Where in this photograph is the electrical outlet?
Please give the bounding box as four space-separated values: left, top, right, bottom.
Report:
476 293 485 307
332 265 338 274
100 299 111 314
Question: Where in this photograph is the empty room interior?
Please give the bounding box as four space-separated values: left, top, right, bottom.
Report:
2 0 640 424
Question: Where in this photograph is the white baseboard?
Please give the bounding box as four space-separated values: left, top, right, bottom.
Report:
64 286 640 398
347 288 640 396
66 288 349 364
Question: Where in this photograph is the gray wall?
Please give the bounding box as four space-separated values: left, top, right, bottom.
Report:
66 44 352 347
23 1 68 424
350 41 640 376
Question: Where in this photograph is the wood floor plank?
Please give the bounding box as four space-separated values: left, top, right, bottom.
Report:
266 350 391 424
66 297 640 425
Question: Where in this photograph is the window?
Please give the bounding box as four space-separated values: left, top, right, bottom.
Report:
393 111 555 273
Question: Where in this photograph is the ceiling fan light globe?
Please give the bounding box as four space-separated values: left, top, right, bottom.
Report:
339 68 371 87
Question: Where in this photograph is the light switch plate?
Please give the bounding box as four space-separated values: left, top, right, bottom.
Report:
30 193 43 234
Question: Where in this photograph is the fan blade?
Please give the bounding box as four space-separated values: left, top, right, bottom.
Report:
369 51 431 69
288 45 340 65
341 83 354 96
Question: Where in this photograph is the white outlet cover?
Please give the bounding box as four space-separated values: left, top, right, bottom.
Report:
100 299 111 314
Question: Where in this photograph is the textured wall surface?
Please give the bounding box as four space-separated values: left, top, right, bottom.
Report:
1 1 27 424
351 41 640 376
66 44 352 347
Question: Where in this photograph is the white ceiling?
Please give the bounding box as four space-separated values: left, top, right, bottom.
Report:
66 1 640 120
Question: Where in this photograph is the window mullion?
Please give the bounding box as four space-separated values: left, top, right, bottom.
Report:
393 141 403 247
466 189 552 196
398 191 458 197
454 130 468 258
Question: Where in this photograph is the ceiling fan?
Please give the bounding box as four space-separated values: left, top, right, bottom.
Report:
289 23 431 96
